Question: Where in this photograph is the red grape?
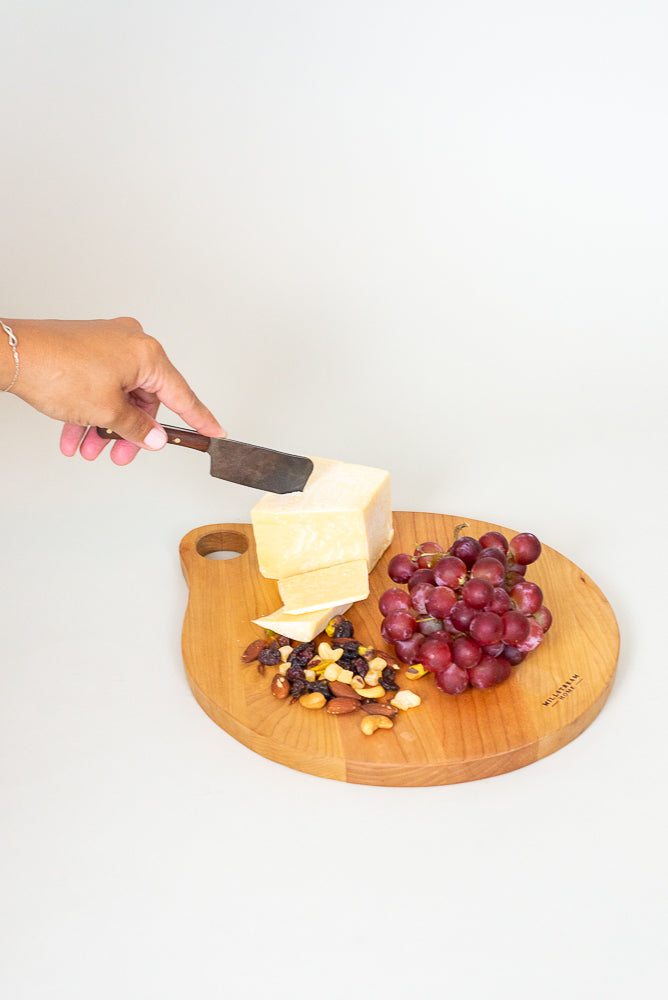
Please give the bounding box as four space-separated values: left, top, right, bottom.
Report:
534 605 552 632
420 636 452 673
383 609 417 643
409 581 435 614
471 556 506 587
489 586 512 615
433 555 467 589
461 577 494 610
483 641 505 657
435 663 469 695
413 541 444 568
452 636 482 669
470 611 503 645
393 634 425 664
503 645 525 666
501 609 531 645
416 616 444 636
515 619 544 653
479 546 507 566
479 531 509 553
469 654 511 689
378 587 412 616
448 536 481 568
510 580 543 615
450 600 476 631
388 552 416 584
408 567 437 588
509 532 542 566
425 585 457 619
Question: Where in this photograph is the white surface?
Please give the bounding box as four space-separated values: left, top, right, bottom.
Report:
1 2 666 997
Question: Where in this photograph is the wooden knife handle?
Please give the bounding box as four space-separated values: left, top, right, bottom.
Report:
96 424 211 452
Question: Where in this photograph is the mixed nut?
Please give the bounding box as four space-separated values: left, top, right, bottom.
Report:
242 614 421 735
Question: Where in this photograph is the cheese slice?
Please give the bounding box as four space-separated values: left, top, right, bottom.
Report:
251 456 393 580
252 602 353 644
278 559 369 615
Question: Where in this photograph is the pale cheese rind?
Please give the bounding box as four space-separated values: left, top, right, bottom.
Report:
251 457 393 580
251 602 353 644
278 559 369 615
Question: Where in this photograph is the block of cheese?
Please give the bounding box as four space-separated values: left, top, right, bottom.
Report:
252 602 353 644
278 559 369 615
251 457 393 580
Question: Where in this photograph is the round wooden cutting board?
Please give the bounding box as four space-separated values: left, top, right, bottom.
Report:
179 512 619 786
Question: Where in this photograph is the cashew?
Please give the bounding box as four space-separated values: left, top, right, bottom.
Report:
390 690 422 711
364 671 380 687
359 685 385 699
318 641 344 663
361 715 394 735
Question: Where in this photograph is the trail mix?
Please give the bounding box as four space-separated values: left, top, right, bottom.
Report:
242 614 421 735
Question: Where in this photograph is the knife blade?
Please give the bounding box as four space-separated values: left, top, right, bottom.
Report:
96 424 314 493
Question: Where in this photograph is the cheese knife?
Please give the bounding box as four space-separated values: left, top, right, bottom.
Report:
97 424 314 493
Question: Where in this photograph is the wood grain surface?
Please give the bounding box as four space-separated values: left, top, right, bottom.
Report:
179 512 619 786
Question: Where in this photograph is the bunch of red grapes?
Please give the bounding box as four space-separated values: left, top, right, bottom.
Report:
379 529 552 694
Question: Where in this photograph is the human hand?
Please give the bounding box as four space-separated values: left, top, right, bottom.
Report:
3 317 225 465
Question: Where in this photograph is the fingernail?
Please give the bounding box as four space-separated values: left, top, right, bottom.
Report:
143 426 168 450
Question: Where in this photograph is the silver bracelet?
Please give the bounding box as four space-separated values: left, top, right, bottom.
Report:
1 320 19 392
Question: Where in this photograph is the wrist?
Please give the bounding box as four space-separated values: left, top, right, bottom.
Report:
1 319 20 392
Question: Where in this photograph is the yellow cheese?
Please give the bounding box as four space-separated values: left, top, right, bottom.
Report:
278 559 369 615
252 602 353 644
251 457 393 580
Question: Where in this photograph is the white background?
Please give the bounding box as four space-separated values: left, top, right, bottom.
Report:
2 2 666 997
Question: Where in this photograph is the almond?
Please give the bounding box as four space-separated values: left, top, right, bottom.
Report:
326 697 360 715
328 680 362 700
360 701 399 718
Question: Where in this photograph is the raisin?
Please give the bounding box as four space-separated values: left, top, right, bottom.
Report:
350 656 368 678
289 677 307 699
288 642 316 668
285 664 306 682
257 641 281 666
332 618 354 638
306 679 333 699
379 665 400 691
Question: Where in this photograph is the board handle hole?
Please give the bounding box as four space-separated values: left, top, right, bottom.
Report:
196 530 249 560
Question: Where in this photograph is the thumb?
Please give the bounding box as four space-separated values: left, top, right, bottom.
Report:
110 401 168 451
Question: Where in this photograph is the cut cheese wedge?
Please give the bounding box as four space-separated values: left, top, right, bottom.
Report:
251 456 393 580
278 559 369 615
252 602 353 644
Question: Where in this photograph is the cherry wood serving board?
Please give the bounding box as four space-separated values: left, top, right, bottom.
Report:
179 512 619 786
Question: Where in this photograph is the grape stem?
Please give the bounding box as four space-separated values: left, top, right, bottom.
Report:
453 522 469 542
